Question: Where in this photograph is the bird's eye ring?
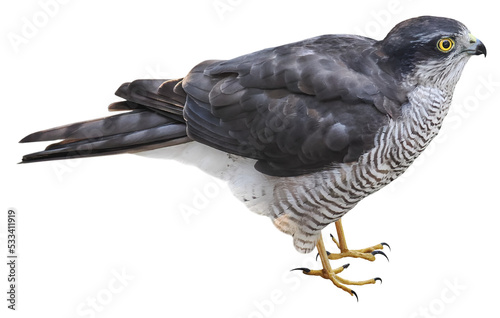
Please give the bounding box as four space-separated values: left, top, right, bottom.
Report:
437 38 455 53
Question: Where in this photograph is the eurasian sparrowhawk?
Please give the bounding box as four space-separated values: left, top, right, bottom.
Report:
20 16 486 299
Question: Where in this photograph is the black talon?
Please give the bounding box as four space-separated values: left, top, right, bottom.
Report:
374 277 382 284
381 242 391 251
343 263 350 269
371 250 389 261
351 290 359 302
316 250 331 261
291 267 310 273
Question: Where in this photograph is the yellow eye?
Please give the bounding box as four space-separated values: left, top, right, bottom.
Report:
437 38 455 52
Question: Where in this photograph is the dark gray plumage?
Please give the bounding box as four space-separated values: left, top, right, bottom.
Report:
21 16 483 175
20 16 486 258
182 36 406 176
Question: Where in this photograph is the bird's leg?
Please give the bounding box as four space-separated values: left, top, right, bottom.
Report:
292 234 381 300
327 219 390 262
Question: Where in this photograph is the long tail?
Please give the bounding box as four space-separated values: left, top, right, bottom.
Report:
20 79 190 163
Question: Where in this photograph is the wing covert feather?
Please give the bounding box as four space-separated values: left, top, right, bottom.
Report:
182 35 409 176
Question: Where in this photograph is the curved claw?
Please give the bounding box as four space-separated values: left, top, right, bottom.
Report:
371 250 389 262
291 267 310 273
316 250 331 261
351 289 359 302
374 277 382 284
381 242 391 251
342 263 350 269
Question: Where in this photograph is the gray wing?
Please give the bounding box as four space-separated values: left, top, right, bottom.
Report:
183 35 408 176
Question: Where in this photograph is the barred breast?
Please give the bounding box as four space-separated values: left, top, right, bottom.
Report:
224 86 452 253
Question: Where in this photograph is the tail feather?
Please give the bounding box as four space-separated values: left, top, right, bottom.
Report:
108 101 142 112
115 79 185 114
21 122 188 163
20 110 174 143
20 79 191 164
158 78 186 105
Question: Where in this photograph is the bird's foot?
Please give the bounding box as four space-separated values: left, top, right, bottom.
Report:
293 222 388 299
292 264 381 300
326 233 390 262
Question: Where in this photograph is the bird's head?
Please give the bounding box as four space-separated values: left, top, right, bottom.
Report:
378 16 486 89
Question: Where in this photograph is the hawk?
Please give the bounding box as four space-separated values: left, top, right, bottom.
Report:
20 16 486 299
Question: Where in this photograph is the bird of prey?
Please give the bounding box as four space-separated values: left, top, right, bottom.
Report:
20 16 486 299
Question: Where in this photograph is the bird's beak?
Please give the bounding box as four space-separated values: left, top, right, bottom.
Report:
466 34 487 56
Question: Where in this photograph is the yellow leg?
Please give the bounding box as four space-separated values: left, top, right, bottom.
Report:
335 220 349 252
293 233 382 300
327 219 390 262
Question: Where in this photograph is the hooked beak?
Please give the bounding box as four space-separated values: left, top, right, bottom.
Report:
465 35 487 56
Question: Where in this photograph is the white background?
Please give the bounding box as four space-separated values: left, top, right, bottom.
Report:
1 0 499 317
